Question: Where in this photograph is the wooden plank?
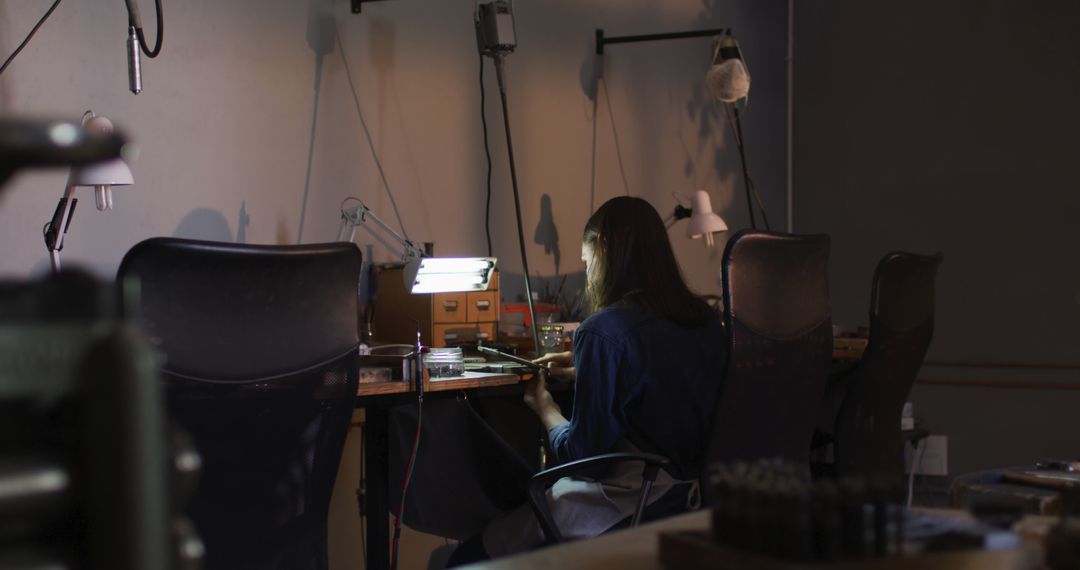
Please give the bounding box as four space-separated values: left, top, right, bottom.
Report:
426 371 521 393
357 381 410 397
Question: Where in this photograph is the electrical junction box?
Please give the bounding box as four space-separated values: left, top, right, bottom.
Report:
476 1 516 55
905 435 948 476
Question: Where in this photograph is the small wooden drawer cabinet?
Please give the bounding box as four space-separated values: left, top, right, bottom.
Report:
372 267 499 348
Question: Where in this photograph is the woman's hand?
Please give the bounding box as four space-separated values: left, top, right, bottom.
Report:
533 350 575 384
523 369 555 414
523 370 565 430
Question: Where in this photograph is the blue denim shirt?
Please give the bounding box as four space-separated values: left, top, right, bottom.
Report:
547 299 727 480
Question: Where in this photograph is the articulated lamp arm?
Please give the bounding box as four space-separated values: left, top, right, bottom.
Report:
338 201 424 263
337 201 495 294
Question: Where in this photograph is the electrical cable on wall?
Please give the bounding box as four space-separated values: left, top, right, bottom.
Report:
390 333 426 570
723 103 770 230
707 32 770 230
390 400 421 570
0 0 64 76
124 0 164 94
127 0 163 57
357 424 367 561
335 26 411 241
599 77 633 197
129 0 163 56
593 26 767 229
479 53 495 257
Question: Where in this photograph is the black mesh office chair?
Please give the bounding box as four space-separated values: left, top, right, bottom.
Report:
528 231 833 542
832 251 943 481
707 231 833 478
117 238 362 570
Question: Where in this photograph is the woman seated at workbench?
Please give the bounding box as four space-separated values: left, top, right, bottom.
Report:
447 196 727 566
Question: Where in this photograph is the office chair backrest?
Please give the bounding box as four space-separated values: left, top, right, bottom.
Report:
834 251 943 480
709 231 832 471
117 238 362 570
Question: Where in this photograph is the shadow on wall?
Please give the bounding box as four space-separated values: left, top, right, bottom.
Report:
366 14 434 240
574 0 738 213
297 0 336 244
334 15 413 243
236 201 250 243
579 40 601 213
173 208 235 242
533 194 560 275
685 3 728 180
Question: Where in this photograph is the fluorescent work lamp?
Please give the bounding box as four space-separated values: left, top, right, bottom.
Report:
338 201 496 294
406 257 495 294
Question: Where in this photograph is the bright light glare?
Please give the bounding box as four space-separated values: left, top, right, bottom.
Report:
0 467 68 499
403 256 495 293
417 258 494 273
49 123 79 146
411 274 486 294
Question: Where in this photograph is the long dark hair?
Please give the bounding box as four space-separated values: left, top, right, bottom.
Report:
583 196 714 326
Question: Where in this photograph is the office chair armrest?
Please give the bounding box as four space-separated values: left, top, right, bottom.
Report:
527 452 669 544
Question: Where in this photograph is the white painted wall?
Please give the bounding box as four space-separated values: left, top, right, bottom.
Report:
1 0 788 303
2 1 788 567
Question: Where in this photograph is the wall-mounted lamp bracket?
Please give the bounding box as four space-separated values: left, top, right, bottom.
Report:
595 27 729 55
351 0 392 14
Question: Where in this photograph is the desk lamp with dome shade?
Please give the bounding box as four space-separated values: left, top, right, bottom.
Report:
666 190 729 247
43 111 134 272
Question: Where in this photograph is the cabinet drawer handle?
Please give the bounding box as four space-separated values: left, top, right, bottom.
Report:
478 332 490 339
443 332 459 341
475 300 491 310
442 300 460 311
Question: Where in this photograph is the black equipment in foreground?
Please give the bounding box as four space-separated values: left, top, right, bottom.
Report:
0 117 124 189
0 270 200 570
657 459 1026 567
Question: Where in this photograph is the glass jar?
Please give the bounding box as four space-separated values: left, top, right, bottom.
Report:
539 324 565 356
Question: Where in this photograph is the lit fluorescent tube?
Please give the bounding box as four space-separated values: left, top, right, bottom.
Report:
403 257 496 293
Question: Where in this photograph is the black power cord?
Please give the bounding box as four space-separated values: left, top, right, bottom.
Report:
389 390 422 570
0 0 64 76
357 424 366 562
725 103 770 231
479 53 494 257
335 26 411 241
390 334 426 570
129 0 164 59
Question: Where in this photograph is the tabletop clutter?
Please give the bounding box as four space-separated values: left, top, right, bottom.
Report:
657 459 1061 570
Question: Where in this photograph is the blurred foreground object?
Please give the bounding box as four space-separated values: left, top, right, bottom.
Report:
0 270 200 569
